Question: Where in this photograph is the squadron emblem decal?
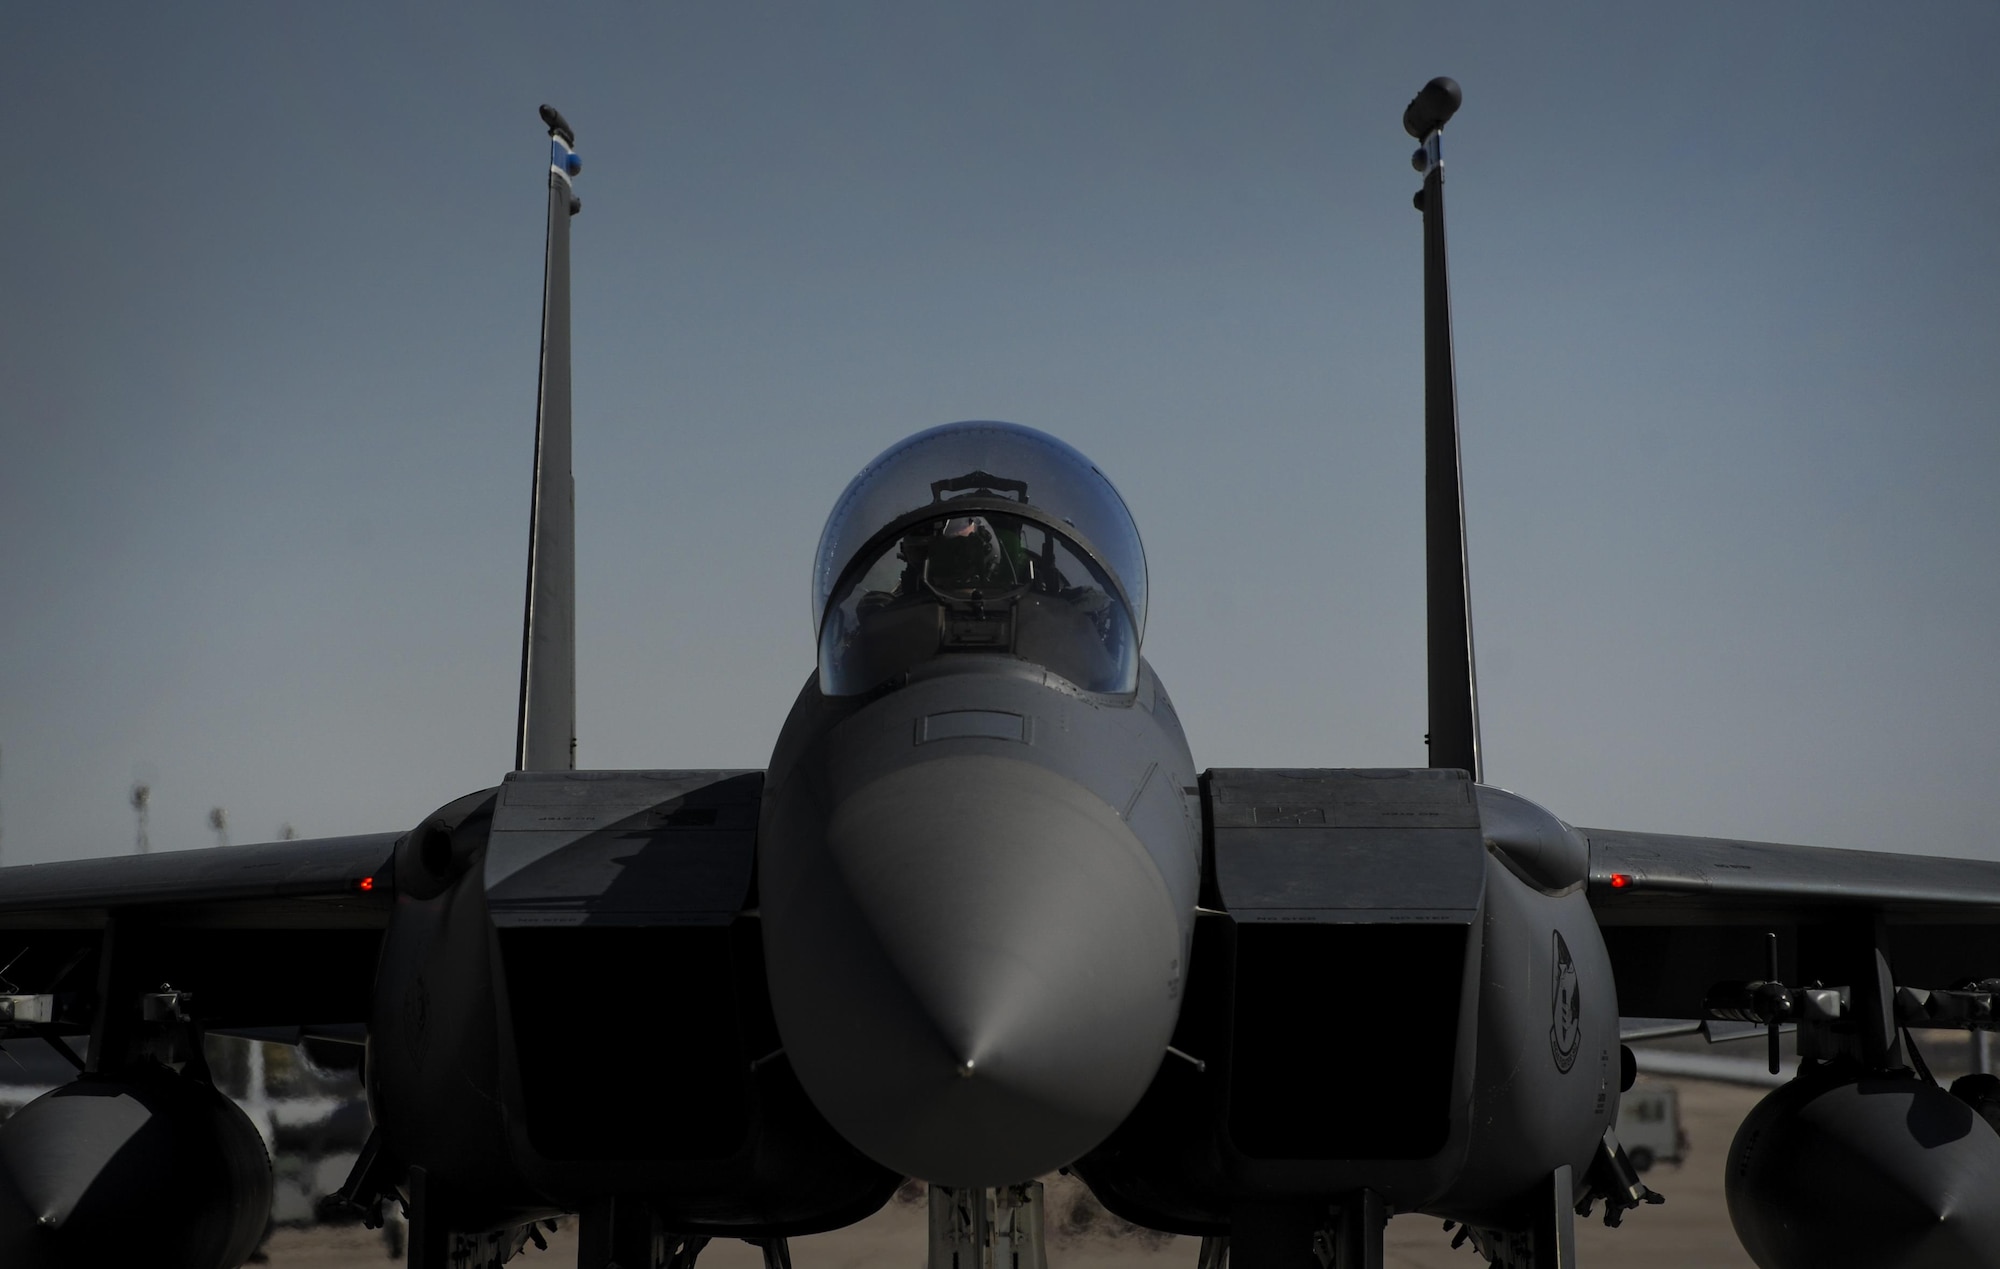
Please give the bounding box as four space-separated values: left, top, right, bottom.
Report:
1550 930 1581 1073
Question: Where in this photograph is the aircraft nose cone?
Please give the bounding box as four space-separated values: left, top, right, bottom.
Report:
764 753 1184 1187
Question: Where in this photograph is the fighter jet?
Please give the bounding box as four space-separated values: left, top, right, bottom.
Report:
4 85 2000 1269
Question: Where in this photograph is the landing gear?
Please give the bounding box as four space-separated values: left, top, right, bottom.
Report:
927 1181 1047 1269
1228 1200 1319 1269
1520 1165 1578 1269
1329 1190 1386 1269
1447 1163 1628 1269
1226 1192 1386 1269
572 1198 754 1269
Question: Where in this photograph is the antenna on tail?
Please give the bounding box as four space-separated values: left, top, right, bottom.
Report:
515 105 582 771
1405 77 1483 783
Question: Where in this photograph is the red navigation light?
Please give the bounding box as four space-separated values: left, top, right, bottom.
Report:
1609 873 1631 890
356 876 376 892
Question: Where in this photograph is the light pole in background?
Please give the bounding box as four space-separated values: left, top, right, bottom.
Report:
131 782 151 854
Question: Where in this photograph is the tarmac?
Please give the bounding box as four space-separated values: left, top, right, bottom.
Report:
258 1075 1767 1268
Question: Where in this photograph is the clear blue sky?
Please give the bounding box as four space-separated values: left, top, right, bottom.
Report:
2 4 1995 862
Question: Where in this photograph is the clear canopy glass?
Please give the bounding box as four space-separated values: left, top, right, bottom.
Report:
813 422 1148 696
814 422 1147 630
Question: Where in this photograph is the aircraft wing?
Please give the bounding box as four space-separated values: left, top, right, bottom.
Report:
0 833 399 1037
0 764 770 1045
0 833 397 922
1582 827 2000 1019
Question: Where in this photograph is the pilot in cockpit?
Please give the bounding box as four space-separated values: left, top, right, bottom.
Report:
814 423 1146 697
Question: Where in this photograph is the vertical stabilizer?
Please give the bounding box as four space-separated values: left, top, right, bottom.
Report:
1404 78 1483 783
516 105 582 772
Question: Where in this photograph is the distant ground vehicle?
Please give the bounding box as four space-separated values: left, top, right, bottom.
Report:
1615 1085 1687 1172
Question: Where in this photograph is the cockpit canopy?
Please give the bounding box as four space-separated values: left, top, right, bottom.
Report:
814 422 1147 697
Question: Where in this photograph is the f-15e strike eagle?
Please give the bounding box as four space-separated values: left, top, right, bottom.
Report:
3 82 1999 1269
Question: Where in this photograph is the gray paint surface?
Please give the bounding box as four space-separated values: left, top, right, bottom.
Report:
515 163 578 774
757 656 1200 1188
0 833 396 923
1207 769 1485 922
1585 827 2000 920
483 768 759 923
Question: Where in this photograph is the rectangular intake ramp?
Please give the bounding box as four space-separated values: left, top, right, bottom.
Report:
1204 768 1485 924
483 770 761 926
